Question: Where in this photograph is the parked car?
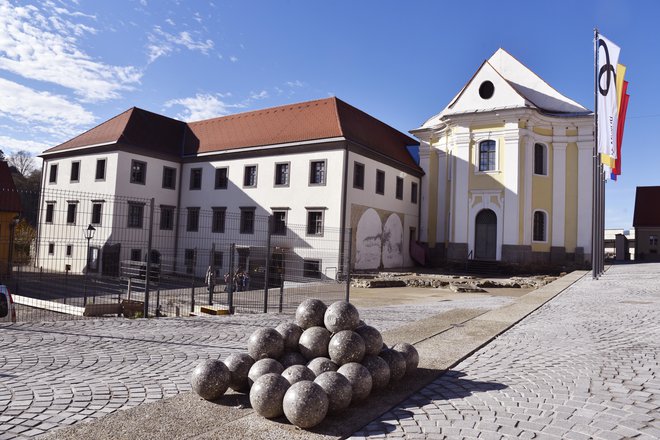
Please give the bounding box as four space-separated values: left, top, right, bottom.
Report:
0 285 17 323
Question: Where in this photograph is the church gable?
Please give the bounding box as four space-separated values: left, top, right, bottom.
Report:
445 61 528 115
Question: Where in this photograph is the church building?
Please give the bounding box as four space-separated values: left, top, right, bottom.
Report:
412 49 594 266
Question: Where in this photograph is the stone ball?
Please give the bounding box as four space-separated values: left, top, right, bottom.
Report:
191 359 231 401
282 365 316 385
224 353 255 392
298 326 331 360
323 301 360 333
379 348 406 382
279 351 307 369
275 322 303 351
361 355 391 390
337 362 372 403
392 343 419 375
282 381 329 429
249 373 290 419
314 371 352 414
306 357 338 376
355 325 384 356
328 330 366 365
248 358 284 387
295 298 327 329
247 327 284 360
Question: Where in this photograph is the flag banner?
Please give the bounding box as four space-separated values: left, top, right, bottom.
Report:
612 80 630 177
597 35 621 163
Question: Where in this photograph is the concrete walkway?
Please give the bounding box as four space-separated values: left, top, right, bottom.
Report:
354 263 660 439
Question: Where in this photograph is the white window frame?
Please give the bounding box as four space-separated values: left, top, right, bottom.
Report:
473 137 499 174
533 143 549 176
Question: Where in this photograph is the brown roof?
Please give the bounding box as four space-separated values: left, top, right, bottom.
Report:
0 161 22 213
43 107 187 157
42 97 420 172
633 186 660 227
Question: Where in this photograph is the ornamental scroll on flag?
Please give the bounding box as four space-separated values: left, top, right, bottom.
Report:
597 35 621 179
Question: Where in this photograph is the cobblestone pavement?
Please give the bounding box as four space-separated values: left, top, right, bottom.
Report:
0 294 512 439
353 263 660 440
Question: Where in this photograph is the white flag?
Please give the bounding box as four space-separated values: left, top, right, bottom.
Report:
597 35 620 160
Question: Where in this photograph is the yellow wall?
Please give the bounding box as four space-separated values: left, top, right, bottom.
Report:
468 133 506 190
564 143 578 253
0 211 18 276
531 141 553 252
533 127 553 136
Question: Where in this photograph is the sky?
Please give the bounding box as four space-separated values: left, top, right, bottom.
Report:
0 0 658 229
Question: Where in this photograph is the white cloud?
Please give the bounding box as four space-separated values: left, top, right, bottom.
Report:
165 18 175 26
0 1 142 102
0 77 95 136
0 135 49 156
229 56 238 63
250 90 269 100
164 93 244 122
147 25 214 63
286 80 304 88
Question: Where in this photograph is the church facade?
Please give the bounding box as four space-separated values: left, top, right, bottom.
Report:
412 49 594 266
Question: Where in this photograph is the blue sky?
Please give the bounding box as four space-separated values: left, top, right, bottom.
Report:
0 0 658 229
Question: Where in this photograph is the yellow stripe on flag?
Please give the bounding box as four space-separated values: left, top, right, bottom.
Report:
616 64 627 111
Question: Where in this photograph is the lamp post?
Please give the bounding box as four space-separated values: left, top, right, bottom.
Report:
83 224 96 306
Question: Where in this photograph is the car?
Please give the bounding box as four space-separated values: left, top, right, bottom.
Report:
0 284 17 323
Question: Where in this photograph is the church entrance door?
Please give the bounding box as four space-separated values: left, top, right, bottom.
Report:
474 209 497 260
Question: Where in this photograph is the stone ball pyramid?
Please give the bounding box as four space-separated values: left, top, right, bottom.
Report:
190 299 419 429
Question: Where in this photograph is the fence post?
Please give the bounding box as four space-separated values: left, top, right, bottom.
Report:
208 243 215 306
345 228 352 303
263 216 273 313
190 273 196 314
227 243 235 314
278 276 284 313
144 198 155 318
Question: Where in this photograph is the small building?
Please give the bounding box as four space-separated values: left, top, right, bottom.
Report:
0 161 22 279
633 186 660 261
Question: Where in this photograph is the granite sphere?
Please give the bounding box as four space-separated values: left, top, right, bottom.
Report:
379 348 406 382
248 358 284 387
190 359 231 401
223 353 255 392
283 381 329 428
355 325 384 356
328 330 366 365
298 326 331 360
282 365 316 385
249 373 290 419
275 322 303 351
361 355 391 390
295 298 327 329
279 351 307 369
306 357 339 376
247 327 284 360
392 342 419 375
314 371 352 414
323 301 360 333
337 362 372 402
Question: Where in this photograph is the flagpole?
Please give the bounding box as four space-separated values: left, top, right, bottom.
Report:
592 28 600 279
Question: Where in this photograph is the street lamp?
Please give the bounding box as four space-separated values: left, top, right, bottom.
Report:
83 224 96 306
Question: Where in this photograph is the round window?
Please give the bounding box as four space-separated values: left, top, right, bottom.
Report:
479 81 495 99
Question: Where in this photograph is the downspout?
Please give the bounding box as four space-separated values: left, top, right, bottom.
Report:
338 142 349 276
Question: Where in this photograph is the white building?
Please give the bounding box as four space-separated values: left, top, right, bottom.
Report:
412 49 595 267
36 97 422 281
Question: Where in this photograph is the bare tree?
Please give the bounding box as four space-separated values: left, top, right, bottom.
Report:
8 150 35 176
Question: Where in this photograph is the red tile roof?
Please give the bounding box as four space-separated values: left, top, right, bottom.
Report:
0 161 22 213
42 97 420 172
633 186 660 227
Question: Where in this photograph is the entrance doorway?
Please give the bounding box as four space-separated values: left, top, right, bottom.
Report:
474 209 497 260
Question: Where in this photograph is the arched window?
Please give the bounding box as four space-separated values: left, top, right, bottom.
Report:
533 210 547 242
534 143 547 175
478 140 496 172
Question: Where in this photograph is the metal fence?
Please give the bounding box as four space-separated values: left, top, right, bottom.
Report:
0 188 351 322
